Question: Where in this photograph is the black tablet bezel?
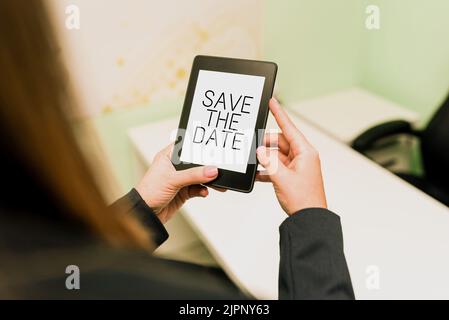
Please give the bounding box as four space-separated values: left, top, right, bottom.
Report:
171 55 277 193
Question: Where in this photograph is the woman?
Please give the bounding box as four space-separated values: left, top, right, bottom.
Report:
0 0 354 299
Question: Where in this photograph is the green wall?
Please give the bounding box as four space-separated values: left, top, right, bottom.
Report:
359 0 449 124
265 0 449 123
264 0 364 103
89 98 182 192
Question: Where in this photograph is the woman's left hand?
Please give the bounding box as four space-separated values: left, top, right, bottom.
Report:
136 144 219 224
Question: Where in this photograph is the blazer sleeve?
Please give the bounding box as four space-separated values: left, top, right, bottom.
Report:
278 208 355 300
110 189 169 250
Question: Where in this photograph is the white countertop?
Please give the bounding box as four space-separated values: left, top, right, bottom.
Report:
128 109 449 299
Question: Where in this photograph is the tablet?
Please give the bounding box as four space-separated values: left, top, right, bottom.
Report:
172 55 277 192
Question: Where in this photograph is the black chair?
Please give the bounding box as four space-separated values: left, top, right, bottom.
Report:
352 92 449 207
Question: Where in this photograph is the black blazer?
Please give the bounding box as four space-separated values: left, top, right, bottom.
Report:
0 188 354 299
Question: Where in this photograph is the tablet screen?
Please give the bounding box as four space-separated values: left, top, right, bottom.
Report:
180 70 266 173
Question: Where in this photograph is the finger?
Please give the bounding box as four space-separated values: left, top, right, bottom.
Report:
278 151 290 166
255 171 271 183
263 132 290 155
268 98 298 142
269 98 311 150
160 142 175 158
173 166 218 188
187 185 209 198
256 146 287 184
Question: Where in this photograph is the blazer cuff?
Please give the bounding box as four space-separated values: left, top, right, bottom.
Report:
278 208 354 300
279 208 342 240
111 189 169 248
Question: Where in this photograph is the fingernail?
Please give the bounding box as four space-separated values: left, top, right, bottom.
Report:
272 97 279 104
204 166 218 178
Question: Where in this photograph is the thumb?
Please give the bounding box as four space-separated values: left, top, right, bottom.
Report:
256 146 287 184
173 166 218 188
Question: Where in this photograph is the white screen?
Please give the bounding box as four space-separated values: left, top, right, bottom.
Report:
180 70 265 173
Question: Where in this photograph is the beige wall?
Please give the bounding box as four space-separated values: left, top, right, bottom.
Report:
48 0 263 117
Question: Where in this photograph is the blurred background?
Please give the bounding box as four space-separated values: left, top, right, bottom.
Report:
48 0 449 196
40 0 449 299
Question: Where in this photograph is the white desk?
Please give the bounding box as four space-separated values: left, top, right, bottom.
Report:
128 112 449 300
289 87 419 143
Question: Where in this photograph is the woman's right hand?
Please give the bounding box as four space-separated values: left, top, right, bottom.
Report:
256 98 327 216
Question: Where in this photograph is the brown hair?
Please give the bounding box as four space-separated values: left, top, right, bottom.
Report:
0 0 151 249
